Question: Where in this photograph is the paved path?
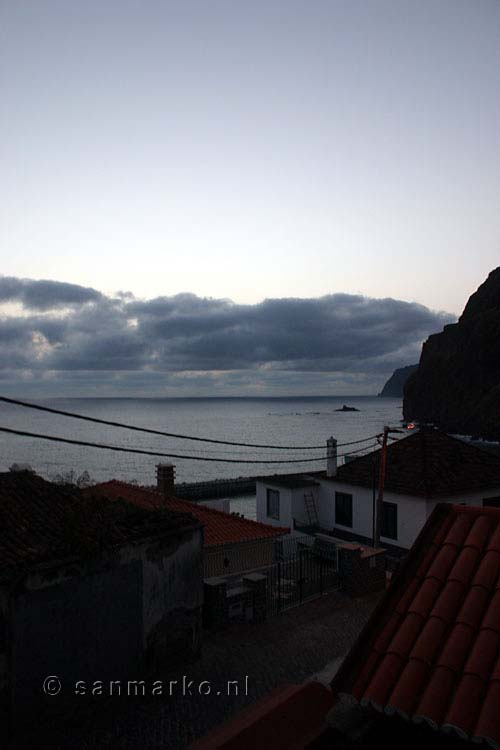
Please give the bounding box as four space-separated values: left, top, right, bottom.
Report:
13 590 381 750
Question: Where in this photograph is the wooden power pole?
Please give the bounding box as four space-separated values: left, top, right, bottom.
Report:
373 426 390 548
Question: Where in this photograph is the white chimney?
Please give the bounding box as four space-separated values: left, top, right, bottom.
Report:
326 437 337 477
156 463 176 496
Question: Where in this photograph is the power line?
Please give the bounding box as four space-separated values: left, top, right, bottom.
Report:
0 425 326 464
0 425 379 465
0 396 382 450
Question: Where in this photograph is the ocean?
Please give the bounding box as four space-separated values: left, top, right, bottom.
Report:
0 395 403 518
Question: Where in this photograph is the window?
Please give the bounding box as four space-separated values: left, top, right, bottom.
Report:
266 488 280 520
381 502 398 540
335 492 353 527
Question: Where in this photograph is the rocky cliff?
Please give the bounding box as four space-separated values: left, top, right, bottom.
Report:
403 267 500 439
379 364 418 398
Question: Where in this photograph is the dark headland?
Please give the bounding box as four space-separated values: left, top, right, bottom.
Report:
403 267 500 440
379 364 418 398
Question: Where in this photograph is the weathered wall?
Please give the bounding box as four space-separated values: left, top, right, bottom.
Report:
6 524 203 730
12 559 143 724
204 539 275 578
141 526 203 666
338 546 386 597
0 588 9 744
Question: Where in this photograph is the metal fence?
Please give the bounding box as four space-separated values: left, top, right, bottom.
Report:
266 542 339 616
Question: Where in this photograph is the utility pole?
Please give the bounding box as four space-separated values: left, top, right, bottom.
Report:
373 426 390 548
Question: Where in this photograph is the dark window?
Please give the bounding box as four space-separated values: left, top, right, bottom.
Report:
381 502 398 540
335 492 353 527
266 489 280 520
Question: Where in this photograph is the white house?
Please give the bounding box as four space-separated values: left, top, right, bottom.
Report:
256 428 500 551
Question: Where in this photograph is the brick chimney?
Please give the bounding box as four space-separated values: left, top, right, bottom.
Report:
326 437 338 477
156 463 176 496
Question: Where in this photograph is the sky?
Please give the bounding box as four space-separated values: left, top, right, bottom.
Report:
1 0 499 396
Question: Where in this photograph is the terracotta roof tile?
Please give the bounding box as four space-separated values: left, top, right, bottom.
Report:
188 681 334 750
350 650 381 700
489 650 500 681
387 612 424 659
413 544 440 581
425 545 458 582
487 525 500 552
475 682 500 748
429 580 465 623
362 653 405 709
435 623 475 673
482 590 500 631
447 546 480 584
85 480 288 548
456 586 490 629
394 579 420 615
373 611 403 653
414 666 456 729
472 550 500 590
464 515 495 551
408 578 441 616
409 617 448 664
443 674 485 737
463 630 500 681
0 472 199 582
331 503 500 748
386 660 430 718
442 514 474 547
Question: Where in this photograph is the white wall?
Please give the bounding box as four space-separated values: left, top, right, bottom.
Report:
426 488 500 516
198 498 230 513
256 482 293 529
257 476 500 550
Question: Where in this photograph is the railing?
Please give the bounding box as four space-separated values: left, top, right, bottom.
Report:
266 543 339 616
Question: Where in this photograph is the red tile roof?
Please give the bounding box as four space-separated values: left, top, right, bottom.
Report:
188 681 334 750
332 503 500 748
324 428 500 497
86 480 288 548
0 472 200 583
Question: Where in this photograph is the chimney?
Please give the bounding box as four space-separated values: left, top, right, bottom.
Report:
326 437 337 477
156 463 176 496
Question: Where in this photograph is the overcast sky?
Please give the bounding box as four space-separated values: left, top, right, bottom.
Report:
1 1 499 396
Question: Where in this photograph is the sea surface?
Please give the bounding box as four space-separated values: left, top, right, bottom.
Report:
0 396 403 516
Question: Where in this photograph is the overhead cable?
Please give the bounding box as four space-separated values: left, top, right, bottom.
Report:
0 396 382 450
0 425 380 465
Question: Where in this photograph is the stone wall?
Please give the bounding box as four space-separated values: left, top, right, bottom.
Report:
5 524 204 734
203 573 267 630
338 543 386 597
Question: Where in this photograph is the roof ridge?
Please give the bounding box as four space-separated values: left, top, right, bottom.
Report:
91 480 290 533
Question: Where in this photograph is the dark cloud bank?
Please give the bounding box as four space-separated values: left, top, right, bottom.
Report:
0 276 455 396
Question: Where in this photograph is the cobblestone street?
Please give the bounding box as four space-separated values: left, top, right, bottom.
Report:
13 590 381 750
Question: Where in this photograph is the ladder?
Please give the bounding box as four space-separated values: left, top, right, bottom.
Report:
304 492 319 527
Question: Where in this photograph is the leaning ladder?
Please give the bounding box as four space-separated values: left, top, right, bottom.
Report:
304 492 319 526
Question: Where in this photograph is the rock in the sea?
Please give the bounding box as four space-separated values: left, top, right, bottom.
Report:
403 267 500 440
335 405 359 412
379 365 418 398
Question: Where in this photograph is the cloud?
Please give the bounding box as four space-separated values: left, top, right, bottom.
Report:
0 276 456 395
0 276 102 310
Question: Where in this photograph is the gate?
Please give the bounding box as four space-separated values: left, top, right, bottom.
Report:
266 538 339 616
